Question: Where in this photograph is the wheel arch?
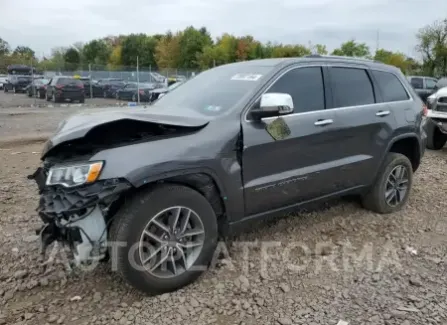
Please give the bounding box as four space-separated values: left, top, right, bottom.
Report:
385 134 421 172
130 169 229 232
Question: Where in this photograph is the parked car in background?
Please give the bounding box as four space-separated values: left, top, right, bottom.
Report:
4 75 33 93
26 78 50 98
148 81 184 103
435 77 447 90
115 82 158 102
425 86 447 150
0 75 6 89
98 79 126 98
45 76 85 103
407 76 438 103
78 77 102 98
30 55 427 295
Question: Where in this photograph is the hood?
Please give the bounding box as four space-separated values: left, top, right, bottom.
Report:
42 107 210 157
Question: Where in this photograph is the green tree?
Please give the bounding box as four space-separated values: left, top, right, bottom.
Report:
0 37 10 55
416 19 447 77
154 32 181 69
82 39 111 65
271 44 311 58
178 26 213 69
314 44 328 55
121 34 158 67
12 46 35 60
63 48 81 70
331 40 370 57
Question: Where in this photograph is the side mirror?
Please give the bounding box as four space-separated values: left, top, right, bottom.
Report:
251 93 294 120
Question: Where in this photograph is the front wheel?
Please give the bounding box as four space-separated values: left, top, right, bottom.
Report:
427 126 447 150
109 184 218 295
362 153 413 214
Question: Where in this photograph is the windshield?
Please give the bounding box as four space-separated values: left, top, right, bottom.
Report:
151 64 273 116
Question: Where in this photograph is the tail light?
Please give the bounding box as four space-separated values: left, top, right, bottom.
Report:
139 90 145 95
55 85 63 89
77 84 84 88
422 104 428 116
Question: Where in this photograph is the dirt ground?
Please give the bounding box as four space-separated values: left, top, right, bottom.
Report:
1 92 447 325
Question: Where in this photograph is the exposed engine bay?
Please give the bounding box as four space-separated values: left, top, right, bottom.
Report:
44 119 204 159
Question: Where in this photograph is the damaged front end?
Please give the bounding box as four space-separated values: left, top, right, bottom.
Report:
29 165 131 265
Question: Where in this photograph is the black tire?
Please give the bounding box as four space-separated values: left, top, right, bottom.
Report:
427 126 447 150
362 153 413 214
109 184 218 295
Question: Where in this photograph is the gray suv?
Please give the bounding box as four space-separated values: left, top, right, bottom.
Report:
30 55 427 295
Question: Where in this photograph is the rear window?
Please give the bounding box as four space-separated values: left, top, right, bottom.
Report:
410 77 423 89
372 70 409 102
57 78 83 86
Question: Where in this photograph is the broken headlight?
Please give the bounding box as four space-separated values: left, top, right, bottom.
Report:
46 161 104 187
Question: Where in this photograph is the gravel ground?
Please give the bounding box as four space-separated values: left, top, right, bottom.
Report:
1 95 447 325
0 91 120 108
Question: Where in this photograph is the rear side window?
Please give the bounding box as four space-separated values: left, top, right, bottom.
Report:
330 67 375 107
267 67 325 112
372 70 409 102
410 77 423 89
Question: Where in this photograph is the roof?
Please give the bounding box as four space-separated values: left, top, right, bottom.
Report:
220 55 393 70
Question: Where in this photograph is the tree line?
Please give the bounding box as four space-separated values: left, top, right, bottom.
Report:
0 18 446 76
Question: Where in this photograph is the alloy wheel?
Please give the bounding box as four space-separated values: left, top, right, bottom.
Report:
138 206 205 279
385 165 409 207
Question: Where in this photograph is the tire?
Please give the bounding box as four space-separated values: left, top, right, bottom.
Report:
427 126 447 150
109 184 218 295
362 153 413 214
3 87 7 93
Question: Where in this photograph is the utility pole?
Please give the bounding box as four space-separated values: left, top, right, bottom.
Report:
375 29 380 54
136 56 140 104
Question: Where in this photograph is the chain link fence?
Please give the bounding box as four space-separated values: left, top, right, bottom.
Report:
0 58 200 82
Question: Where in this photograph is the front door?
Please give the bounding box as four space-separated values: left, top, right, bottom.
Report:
242 65 347 216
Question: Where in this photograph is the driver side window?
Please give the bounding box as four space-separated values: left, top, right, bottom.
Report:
265 67 326 113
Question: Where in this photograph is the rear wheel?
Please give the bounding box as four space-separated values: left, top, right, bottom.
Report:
362 153 413 214
109 184 218 295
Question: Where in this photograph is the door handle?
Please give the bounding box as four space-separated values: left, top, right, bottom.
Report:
376 110 390 117
314 119 333 126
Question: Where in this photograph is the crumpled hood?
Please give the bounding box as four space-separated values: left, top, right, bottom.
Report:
42 107 209 157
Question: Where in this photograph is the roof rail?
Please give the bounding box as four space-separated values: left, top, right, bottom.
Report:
305 54 378 63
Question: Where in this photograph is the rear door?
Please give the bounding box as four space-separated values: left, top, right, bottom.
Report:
242 65 347 216
327 65 398 188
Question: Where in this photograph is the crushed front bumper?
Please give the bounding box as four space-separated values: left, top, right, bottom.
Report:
29 167 132 264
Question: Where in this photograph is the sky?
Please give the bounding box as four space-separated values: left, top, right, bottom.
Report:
1 0 446 58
